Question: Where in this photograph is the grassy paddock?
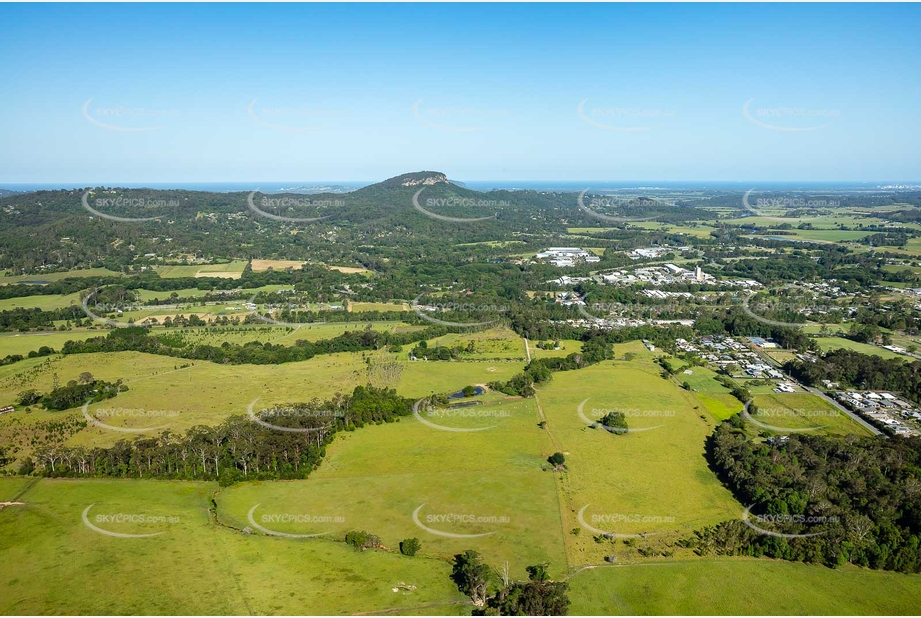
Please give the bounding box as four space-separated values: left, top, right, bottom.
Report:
568 559 921 615
536 342 742 565
0 478 466 615
815 336 908 360
750 393 873 436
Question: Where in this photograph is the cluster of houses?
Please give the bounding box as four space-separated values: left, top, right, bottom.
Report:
535 247 601 268
833 391 921 437
677 335 786 380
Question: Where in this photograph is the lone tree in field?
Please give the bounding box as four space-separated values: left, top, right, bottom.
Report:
597 410 628 435
399 537 421 556
548 452 565 467
451 550 490 607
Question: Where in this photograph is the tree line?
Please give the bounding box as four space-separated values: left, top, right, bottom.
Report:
26 385 411 484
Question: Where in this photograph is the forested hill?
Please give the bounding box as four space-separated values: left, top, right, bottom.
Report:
0 171 700 273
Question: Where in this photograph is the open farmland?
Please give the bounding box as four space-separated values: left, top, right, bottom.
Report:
535 342 742 565
748 392 874 436
0 478 466 615
154 261 248 279
568 559 921 615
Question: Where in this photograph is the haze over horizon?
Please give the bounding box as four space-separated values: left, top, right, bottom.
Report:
2 2 920 183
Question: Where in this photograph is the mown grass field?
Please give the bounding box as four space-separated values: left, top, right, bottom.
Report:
149 322 415 347
0 330 101 357
0 291 85 311
815 336 908 360
527 338 584 360
116 302 252 323
749 393 873 436
678 365 745 421
568 559 921 615
694 393 743 422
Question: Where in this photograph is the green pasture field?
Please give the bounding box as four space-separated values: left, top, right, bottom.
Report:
2 336 920 614
135 285 294 302
814 336 908 360
0 478 466 615
694 393 743 422
748 393 873 437
396 360 523 400
568 559 921 615
675 365 731 394
785 229 874 242
0 268 124 285
0 330 101 357
527 339 584 360
218 394 565 580
154 261 248 279
349 301 408 312
723 214 885 228
0 476 35 501
0 291 85 311
111 303 251 324
147 322 411 347
0 349 524 457
627 222 718 238
0 350 373 449
882 263 921 275
425 327 526 360
535 341 742 565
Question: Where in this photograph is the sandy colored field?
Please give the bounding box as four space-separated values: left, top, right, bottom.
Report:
326 265 370 274
250 259 306 272
348 301 409 312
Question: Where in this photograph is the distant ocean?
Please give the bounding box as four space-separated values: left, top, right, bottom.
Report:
1 180 918 194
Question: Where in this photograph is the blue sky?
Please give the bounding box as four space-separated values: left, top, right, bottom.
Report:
1 2 919 183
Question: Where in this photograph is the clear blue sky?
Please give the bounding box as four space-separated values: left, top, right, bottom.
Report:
1 2 919 183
